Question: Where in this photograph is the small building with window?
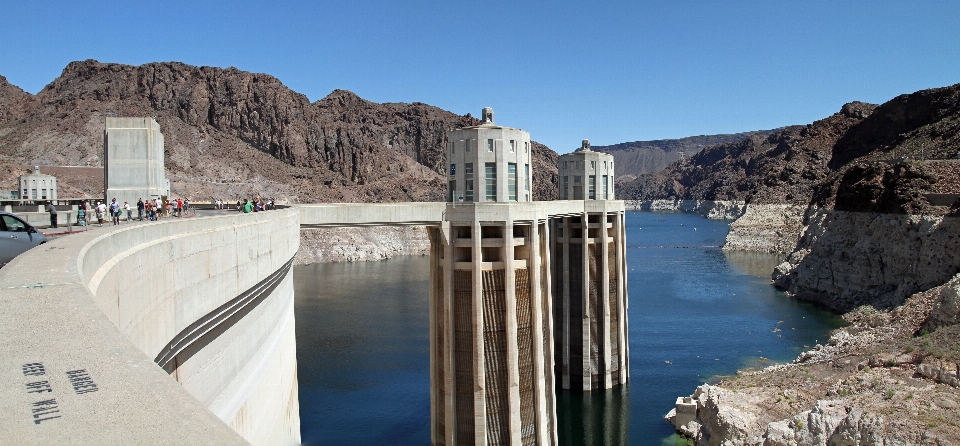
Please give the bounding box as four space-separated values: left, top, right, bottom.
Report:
446 107 533 202
18 166 58 202
557 140 615 200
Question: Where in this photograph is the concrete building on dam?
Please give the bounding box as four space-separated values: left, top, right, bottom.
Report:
428 110 629 445
446 107 533 203
104 117 170 205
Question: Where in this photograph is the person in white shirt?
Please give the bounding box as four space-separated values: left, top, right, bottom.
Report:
96 201 107 227
155 198 163 220
124 201 132 222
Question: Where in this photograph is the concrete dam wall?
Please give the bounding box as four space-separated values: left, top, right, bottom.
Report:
0 209 300 445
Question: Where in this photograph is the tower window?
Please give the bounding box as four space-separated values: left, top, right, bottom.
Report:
588 175 596 200
525 164 530 192
487 139 494 152
465 163 474 202
508 163 517 201
510 140 515 152
485 163 497 201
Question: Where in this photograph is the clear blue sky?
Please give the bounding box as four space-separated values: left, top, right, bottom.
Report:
1 1 958 152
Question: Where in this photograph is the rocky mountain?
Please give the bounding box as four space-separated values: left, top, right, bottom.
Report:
622 83 960 210
591 131 777 182
0 60 560 202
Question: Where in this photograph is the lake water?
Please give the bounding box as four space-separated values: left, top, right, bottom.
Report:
294 211 844 445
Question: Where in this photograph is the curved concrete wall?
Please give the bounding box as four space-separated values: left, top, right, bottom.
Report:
0 209 300 445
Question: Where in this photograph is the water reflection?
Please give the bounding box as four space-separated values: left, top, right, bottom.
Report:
556 385 630 446
723 250 786 278
294 257 431 446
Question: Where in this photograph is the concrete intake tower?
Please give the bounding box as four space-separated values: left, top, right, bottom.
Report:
428 111 629 446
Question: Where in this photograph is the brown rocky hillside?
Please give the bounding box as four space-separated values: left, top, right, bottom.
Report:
622 83 960 211
592 130 778 182
0 60 559 202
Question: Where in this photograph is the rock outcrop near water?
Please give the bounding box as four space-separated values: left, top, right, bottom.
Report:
722 204 807 253
0 60 559 202
655 83 960 444
628 199 746 220
295 226 430 264
774 210 960 313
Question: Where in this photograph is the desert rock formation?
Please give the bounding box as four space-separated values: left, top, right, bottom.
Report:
0 60 560 203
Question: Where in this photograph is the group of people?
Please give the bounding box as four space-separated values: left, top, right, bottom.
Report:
239 196 275 213
68 195 277 228
77 197 191 227
136 197 191 221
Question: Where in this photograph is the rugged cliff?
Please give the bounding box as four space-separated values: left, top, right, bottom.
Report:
592 130 777 182
295 226 430 264
618 102 877 205
0 60 559 202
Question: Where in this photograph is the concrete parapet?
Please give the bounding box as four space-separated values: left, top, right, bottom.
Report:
297 200 624 228
297 202 446 227
14 210 75 229
0 209 301 444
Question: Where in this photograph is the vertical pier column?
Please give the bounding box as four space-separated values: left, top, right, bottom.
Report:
430 203 558 446
552 202 629 391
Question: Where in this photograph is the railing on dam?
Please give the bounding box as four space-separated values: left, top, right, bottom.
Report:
296 200 624 228
0 209 301 445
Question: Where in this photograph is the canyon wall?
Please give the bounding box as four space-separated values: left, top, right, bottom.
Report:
629 199 746 220
721 204 807 253
0 61 560 203
295 226 430 264
773 210 960 312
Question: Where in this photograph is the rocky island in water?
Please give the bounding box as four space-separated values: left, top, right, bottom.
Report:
621 83 960 445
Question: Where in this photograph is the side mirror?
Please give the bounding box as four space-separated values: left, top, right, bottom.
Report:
27 226 37 234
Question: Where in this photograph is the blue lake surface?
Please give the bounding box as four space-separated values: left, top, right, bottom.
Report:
293 211 844 445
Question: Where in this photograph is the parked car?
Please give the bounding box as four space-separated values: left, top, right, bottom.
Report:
0 211 47 266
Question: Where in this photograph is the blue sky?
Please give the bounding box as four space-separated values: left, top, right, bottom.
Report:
1 1 958 152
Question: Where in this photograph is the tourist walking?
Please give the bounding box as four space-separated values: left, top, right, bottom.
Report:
155 197 163 220
96 201 106 226
80 201 89 226
137 198 144 221
46 201 57 228
110 198 120 225
124 201 132 222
